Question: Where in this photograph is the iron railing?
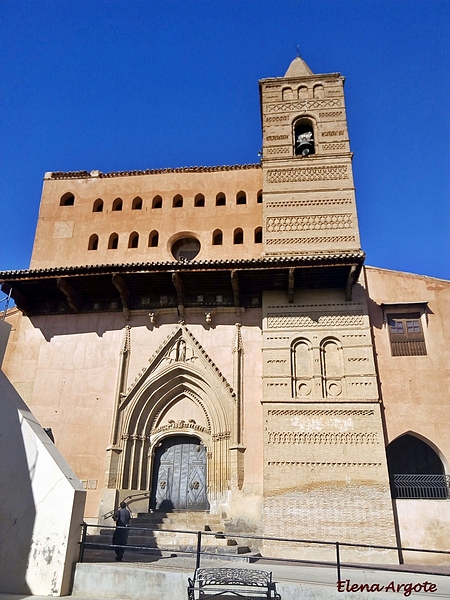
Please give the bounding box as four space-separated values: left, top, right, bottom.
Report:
392 474 450 499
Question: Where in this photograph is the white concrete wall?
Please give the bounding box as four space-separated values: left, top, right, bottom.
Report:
0 320 86 596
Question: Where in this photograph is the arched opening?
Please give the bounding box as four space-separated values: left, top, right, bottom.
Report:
294 118 315 156
212 229 223 245
93 198 103 212
297 86 308 99
216 193 226 206
171 237 200 261
149 230 159 247
132 196 143 210
194 194 205 207
257 190 263 204
173 194 183 208
152 195 162 209
88 234 98 251
108 233 119 249
236 191 246 205
233 228 243 244
112 198 123 211
128 232 139 248
386 434 448 499
60 192 75 206
254 227 262 244
150 435 208 511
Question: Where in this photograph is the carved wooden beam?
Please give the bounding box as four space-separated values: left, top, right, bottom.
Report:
345 265 358 301
112 273 131 319
231 270 240 307
171 272 186 307
56 278 82 312
288 268 295 303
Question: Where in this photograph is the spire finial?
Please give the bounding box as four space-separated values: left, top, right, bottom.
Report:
294 44 301 58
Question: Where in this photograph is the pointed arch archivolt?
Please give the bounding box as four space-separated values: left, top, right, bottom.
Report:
117 358 234 502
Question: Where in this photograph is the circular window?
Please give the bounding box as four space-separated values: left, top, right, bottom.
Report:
171 237 201 262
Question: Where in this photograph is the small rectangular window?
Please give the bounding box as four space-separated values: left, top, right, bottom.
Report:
387 312 427 356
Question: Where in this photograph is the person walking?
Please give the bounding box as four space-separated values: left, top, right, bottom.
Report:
112 501 132 561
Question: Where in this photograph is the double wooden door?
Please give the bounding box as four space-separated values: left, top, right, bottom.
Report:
150 436 208 511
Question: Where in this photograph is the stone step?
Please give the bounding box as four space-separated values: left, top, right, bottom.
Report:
133 512 222 526
89 533 238 548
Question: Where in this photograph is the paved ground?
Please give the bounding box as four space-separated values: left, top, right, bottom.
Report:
1 546 448 599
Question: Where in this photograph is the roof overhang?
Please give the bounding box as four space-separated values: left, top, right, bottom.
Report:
0 253 365 317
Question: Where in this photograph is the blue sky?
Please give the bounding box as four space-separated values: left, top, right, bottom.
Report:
1 0 449 279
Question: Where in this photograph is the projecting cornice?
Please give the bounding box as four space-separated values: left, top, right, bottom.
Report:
0 251 365 281
45 163 262 180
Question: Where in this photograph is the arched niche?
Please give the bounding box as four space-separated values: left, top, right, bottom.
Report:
320 337 344 398
291 338 313 397
282 87 294 101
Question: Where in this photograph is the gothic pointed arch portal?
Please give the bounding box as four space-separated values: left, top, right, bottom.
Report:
111 324 237 512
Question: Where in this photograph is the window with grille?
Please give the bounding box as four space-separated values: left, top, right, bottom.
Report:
387 434 449 499
387 312 427 356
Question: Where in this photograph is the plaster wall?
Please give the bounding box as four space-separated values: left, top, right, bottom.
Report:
365 267 450 558
395 500 450 565
3 309 124 517
365 267 450 465
0 321 86 596
3 307 264 522
31 167 263 269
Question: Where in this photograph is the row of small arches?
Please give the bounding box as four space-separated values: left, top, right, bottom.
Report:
60 191 263 209
282 84 324 101
88 227 263 250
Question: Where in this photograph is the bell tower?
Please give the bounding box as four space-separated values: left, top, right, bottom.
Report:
259 57 398 562
260 56 361 257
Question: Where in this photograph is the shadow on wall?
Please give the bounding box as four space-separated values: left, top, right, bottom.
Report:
30 311 127 342
0 371 34 595
29 305 264 342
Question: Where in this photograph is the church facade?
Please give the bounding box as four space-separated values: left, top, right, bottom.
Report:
1 57 449 563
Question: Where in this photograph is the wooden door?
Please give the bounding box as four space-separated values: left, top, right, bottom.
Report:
150 436 208 510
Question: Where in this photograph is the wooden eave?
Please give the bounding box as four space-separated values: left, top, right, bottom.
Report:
0 253 365 316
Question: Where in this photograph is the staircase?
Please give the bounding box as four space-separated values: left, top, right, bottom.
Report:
89 511 252 557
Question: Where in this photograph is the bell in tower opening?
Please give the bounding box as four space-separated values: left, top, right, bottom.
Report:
294 119 315 156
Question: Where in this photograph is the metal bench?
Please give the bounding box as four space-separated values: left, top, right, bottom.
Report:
187 567 281 599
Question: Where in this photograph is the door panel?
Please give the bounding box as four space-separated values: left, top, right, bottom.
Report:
150 436 208 510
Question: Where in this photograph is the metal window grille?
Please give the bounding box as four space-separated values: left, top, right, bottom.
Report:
392 474 450 499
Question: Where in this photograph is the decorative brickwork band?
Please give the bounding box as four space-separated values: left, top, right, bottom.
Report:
266 214 353 233
322 142 346 150
265 98 341 113
267 461 381 467
319 111 344 118
268 431 379 444
266 235 356 245
266 198 353 208
265 115 290 124
267 165 348 183
267 409 375 416
267 312 364 329
266 147 291 155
